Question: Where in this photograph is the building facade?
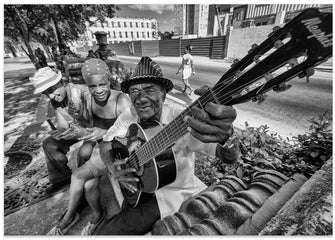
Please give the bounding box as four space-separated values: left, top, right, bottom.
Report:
84 16 159 44
173 4 331 38
174 4 210 38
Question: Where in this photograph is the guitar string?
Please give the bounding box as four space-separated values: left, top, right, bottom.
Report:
127 61 280 167
126 70 266 167
127 42 306 167
128 59 284 167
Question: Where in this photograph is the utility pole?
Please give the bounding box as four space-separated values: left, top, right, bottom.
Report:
214 5 223 36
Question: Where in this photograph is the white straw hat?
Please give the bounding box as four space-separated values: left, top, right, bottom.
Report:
29 67 62 94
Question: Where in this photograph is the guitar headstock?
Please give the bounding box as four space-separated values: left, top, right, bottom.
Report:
211 8 332 106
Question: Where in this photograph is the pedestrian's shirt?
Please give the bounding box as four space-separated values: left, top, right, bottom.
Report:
103 103 219 218
182 53 193 67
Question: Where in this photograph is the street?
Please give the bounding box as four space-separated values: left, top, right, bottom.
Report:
120 56 333 138
3 56 332 140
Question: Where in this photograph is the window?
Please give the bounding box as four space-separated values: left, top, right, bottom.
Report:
130 22 133 27
131 31 134 38
124 22 127 27
125 32 128 38
147 23 149 28
141 22 144 28
137 32 139 38
108 31 111 37
119 31 122 38
142 32 145 38
105 21 109 27
136 22 138 27
147 32 150 38
111 21 114 27
118 22 121 27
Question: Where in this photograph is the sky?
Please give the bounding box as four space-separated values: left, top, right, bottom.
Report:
114 4 175 32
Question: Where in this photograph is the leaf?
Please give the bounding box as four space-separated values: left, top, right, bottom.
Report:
236 167 243 179
310 152 319 158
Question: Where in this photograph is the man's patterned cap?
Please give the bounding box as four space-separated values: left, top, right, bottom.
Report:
81 58 110 81
121 56 173 93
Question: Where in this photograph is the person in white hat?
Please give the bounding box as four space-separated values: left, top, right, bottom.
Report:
29 66 90 190
82 56 240 235
45 59 132 235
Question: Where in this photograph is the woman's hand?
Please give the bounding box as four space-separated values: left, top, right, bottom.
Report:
78 127 106 141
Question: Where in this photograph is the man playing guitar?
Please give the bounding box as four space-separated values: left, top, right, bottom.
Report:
96 56 240 235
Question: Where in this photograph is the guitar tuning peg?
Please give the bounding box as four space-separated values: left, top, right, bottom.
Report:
272 26 281 32
252 94 268 104
253 55 261 63
248 43 259 54
288 58 299 68
273 82 292 93
231 58 240 68
274 40 284 49
268 26 281 37
264 72 273 81
298 68 315 79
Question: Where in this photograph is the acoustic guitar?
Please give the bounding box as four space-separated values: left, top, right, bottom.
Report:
110 8 332 207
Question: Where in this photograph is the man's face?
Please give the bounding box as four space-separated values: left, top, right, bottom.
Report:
42 82 67 102
86 74 111 102
128 83 165 121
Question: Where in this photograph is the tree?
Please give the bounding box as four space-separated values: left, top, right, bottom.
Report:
158 31 175 40
4 4 120 69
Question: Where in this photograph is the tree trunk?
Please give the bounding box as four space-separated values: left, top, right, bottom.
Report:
51 16 66 50
14 7 39 69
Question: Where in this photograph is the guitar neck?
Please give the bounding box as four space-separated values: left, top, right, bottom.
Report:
135 91 218 165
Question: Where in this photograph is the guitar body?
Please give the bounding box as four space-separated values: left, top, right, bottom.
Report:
111 121 177 207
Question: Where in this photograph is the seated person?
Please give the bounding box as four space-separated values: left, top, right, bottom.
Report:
91 57 240 235
46 58 131 235
29 66 89 189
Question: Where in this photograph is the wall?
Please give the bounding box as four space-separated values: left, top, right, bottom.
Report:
226 24 281 59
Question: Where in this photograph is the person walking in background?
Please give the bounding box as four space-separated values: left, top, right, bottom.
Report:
176 45 196 95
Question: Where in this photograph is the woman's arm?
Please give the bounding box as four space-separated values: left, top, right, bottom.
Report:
176 57 185 74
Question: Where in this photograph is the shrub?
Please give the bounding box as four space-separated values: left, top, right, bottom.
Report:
195 112 333 185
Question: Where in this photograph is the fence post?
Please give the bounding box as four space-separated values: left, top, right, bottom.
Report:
179 37 181 56
209 38 214 59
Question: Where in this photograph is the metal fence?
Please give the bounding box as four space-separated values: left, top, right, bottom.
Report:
76 36 226 59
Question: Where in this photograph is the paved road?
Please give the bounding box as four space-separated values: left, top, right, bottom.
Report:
120 56 333 138
4 56 332 138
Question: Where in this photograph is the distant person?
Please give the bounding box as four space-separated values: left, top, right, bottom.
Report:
176 45 195 95
35 47 48 69
106 51 125 91
51 46 59 61
86 50 97 59
107 50 120 61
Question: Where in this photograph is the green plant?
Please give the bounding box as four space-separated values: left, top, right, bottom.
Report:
195 112 333 185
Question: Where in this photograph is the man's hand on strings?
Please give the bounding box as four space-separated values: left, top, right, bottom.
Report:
109 158 139 193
